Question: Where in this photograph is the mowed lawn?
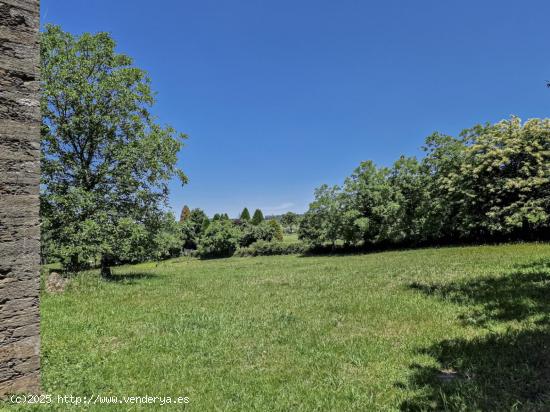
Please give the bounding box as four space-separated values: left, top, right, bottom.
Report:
14 243 550 410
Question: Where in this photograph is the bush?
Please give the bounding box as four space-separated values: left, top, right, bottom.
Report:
197 220 240 258
234 240 307 257
238 221 277 247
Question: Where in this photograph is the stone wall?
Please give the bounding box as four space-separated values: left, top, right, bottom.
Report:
0 0 41 397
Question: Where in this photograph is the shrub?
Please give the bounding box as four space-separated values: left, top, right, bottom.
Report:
197 220 240 258
238 221 277 247
235 240 307 257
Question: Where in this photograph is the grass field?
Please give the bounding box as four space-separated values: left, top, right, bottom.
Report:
7 243 550 411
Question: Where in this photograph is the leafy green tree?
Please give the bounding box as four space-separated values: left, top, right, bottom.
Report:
388 156 430 243
421 131 470 241
251 209 264 225
299 185 346 247
280 212 300 233
151 212 182 260
40 25 187 273
240 207 251 221
179 208 208 250
342 161 400 244
189 208 208 228
451 117 550 239
179 205 191 223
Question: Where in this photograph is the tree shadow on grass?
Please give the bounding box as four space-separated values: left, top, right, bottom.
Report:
400 258 550 411
104 271 157 284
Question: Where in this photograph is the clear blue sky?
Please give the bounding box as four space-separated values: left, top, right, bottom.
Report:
41 0 550 217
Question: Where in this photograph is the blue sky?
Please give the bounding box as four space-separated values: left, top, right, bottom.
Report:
41 0 550 217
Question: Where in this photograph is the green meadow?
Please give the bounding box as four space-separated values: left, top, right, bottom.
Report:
7 242 550 411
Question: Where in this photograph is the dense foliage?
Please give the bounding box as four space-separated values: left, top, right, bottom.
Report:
180 208 208 249
234 240 306 256
299 117 550 248
280 212 301 233
179 205 191 223
237 221 278 247
40 26 187 271
197 220 240 258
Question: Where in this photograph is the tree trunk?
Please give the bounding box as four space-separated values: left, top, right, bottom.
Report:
100 254 113 279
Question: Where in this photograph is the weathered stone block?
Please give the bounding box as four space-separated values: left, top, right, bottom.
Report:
0 0 40 398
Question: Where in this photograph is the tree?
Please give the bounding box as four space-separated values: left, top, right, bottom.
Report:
451 117 550 239
280 212 299 233
342 161 400 244
388 156 430 243
240 207 251 221
179 205 191 223
251 209 264 225
420 131 469 241
179 208 208 250
268 219 284 241
298 184 346 247
40 25 187 274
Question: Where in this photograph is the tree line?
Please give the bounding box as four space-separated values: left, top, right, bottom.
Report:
178 206 286 258
298 117 550 249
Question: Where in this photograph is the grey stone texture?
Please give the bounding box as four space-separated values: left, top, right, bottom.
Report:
0 0 41 396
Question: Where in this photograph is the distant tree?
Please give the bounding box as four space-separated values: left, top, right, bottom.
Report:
251 209 264 225
179 208 208 249
189 208 208 227
152 213 182 260
268 219 284 241
179 205 191 223
40 25 187 274
212 213 221 221
240 207 251 221
238 221 278 247
281 212 300 233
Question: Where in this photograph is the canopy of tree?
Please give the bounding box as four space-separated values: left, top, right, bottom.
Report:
240 208 251 221
179 205 191 223
251 209 264 225
40 26 187 271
